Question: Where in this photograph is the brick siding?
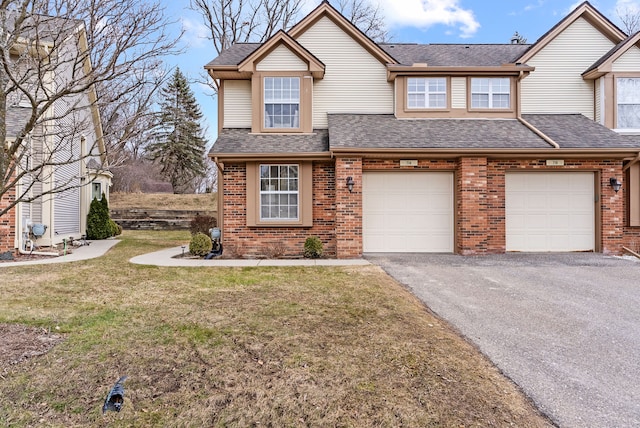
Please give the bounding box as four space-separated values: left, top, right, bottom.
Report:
220 156 635 258
0 185 17 253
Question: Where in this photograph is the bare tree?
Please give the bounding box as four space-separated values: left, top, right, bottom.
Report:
0 0 179 219
617 3 640 35
336 0 388 42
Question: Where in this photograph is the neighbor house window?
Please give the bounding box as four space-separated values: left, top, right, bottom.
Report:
259 164 299 220
92 182 102 200
617 77 640 129
471 78 510 109
407 77 446 109
264 77 300 129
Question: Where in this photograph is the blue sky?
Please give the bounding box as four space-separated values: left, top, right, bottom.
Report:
159 0 639 145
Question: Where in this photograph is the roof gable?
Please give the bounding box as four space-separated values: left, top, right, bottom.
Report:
238 30 325 78
288 1 396 65
517 1 626 64
583 32 640 78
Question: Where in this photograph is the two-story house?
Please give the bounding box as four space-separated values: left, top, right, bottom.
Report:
0 13 111 254
206 1 640 258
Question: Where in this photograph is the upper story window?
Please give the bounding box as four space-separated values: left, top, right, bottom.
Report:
471 78 510 109
264 77 300 129
407 77 446 109
617 77 640 129
259 164 299 221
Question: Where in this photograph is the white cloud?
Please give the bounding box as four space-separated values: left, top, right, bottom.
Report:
181 17 209 49
374 0 480 38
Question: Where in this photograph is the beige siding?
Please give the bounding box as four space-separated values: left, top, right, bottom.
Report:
612 46 640 71
595 77 603 124
521 17 615 119
451 77 466 109
256 45 308 71
223 80 252 128
296 16 393 128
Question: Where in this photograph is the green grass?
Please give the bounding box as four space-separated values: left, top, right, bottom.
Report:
0 230 552 427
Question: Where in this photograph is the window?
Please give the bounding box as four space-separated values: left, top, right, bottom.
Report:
264 77 300 129
471 78 510 109
617 78 640 129
92 182 102 201
259 164 299 220
407 77 446 109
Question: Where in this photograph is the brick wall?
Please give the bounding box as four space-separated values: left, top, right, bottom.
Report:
221 161 336 258
0 185 17 253
335 157 362 258
457 157 489 254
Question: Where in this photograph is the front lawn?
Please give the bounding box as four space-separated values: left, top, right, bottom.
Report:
0 230 551 427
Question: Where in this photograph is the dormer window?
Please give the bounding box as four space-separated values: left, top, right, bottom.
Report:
264 77 300 129
407 77 447 109
471 78 510 109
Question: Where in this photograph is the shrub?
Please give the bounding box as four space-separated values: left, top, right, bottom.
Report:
303 236 323 259
189 232 212 257
109 219 123 236
190 215 217 236
86 197 111 239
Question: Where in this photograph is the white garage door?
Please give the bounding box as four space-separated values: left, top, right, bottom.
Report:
363 172 454 252
506 172 595 252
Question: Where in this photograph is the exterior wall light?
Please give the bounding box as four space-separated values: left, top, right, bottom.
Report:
346 176 355 193
610 177 622 193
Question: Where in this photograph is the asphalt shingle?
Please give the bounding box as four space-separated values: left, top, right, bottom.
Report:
210 128 329 155
380 44 531 67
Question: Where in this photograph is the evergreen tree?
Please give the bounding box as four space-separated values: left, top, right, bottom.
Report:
148 68 207 193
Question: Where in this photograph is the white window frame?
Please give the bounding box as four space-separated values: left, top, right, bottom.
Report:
471 78 511 109
616 77 640 131
407 77 447 109
259 164 299 221
264 77 300 129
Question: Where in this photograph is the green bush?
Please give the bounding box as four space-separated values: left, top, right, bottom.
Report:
189 232 212 257
109 219 122 236
190 215 217 236
303 236 323 259
86 196 111 239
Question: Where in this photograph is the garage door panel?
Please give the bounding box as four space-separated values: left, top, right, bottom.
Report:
506 172 594 252
363 172 454 252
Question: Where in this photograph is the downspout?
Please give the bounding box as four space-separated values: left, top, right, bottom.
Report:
516 70 560 149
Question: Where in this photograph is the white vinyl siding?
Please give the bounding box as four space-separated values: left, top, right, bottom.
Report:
296 16 393 128
595 77 603 124
612 46 640 71
506 172 595 252
223 80 252 128
451 77 466 109
256 45 308 71
520 17 615 118
363 172 454 252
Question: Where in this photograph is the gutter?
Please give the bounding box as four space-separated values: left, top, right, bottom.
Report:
623 152 640 171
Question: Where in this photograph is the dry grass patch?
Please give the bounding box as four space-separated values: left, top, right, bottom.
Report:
0 231 552 427
109 192 216 211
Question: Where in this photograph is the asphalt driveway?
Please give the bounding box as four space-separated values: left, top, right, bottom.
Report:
366 252 640 428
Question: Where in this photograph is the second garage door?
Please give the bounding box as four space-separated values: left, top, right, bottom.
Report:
505 172 595 252
363 172 454 252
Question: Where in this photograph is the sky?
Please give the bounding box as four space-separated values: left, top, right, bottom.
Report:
159 0 640 145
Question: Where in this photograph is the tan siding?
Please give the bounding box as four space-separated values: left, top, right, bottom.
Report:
256 45 309 71
223 80 252 128
595 77 603 124
451 77 466 109
612 46 640 71
521 17 615 119
296 16 393 128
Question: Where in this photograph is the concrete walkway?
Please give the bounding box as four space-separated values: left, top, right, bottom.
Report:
130 246 371 267
0 239 120 267
1 240 370 267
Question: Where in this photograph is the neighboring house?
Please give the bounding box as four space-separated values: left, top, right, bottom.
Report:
206 1 640 258
0 14 111 254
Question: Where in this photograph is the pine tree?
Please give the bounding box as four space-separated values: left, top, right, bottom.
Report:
148 68 207 193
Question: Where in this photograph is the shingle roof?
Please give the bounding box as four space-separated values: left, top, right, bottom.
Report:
521 114 640 148
205 43 261 67
583 34 636 75
210 128 329 154
380 44 530 67
327 114 550 149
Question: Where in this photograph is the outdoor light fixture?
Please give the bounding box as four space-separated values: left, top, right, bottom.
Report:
346 176 355 193
610 177 622 193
